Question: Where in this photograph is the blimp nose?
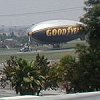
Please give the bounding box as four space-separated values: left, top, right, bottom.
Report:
28 32 33 36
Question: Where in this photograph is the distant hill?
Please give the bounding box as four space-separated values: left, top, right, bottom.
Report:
0 25 32 36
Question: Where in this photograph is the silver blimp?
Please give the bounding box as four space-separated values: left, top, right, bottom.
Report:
28 20 86 44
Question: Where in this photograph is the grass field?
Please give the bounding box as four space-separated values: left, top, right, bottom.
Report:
0 40 87 63
0 49 76 63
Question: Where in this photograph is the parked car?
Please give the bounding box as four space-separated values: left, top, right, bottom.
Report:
19 47 30 52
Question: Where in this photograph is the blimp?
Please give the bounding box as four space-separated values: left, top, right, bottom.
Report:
28 20 86 48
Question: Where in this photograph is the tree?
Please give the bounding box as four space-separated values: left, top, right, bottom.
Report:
80 0 100 50
84 0 100 6
75 44 100 92
59 55 77 93
3 56 45 95
47 63 60 89
74 0 100 92
3 56 17 80
18 36 29 45
33 54 50 91
0 33 7 42
34 54 50 77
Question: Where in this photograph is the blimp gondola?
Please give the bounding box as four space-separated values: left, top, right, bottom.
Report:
28 20 86 47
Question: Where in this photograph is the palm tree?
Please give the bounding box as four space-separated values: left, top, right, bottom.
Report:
3 56 45 95
34 54 50 90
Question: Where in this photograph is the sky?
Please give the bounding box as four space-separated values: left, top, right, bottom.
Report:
0 0 85 26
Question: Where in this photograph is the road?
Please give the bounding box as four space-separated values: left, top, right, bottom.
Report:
0 87 66 98
0 88 17 98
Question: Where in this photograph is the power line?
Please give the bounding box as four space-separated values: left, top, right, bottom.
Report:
0 6 83 17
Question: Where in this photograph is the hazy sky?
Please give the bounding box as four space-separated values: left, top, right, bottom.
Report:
0 0 85 26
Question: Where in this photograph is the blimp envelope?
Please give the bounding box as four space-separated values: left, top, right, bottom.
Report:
28 20 86 44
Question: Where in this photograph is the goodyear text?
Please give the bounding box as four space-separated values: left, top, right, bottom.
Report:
46 26 84 36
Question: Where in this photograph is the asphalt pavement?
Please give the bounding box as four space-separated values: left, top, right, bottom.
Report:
0 88 17 98
0 86 66 98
